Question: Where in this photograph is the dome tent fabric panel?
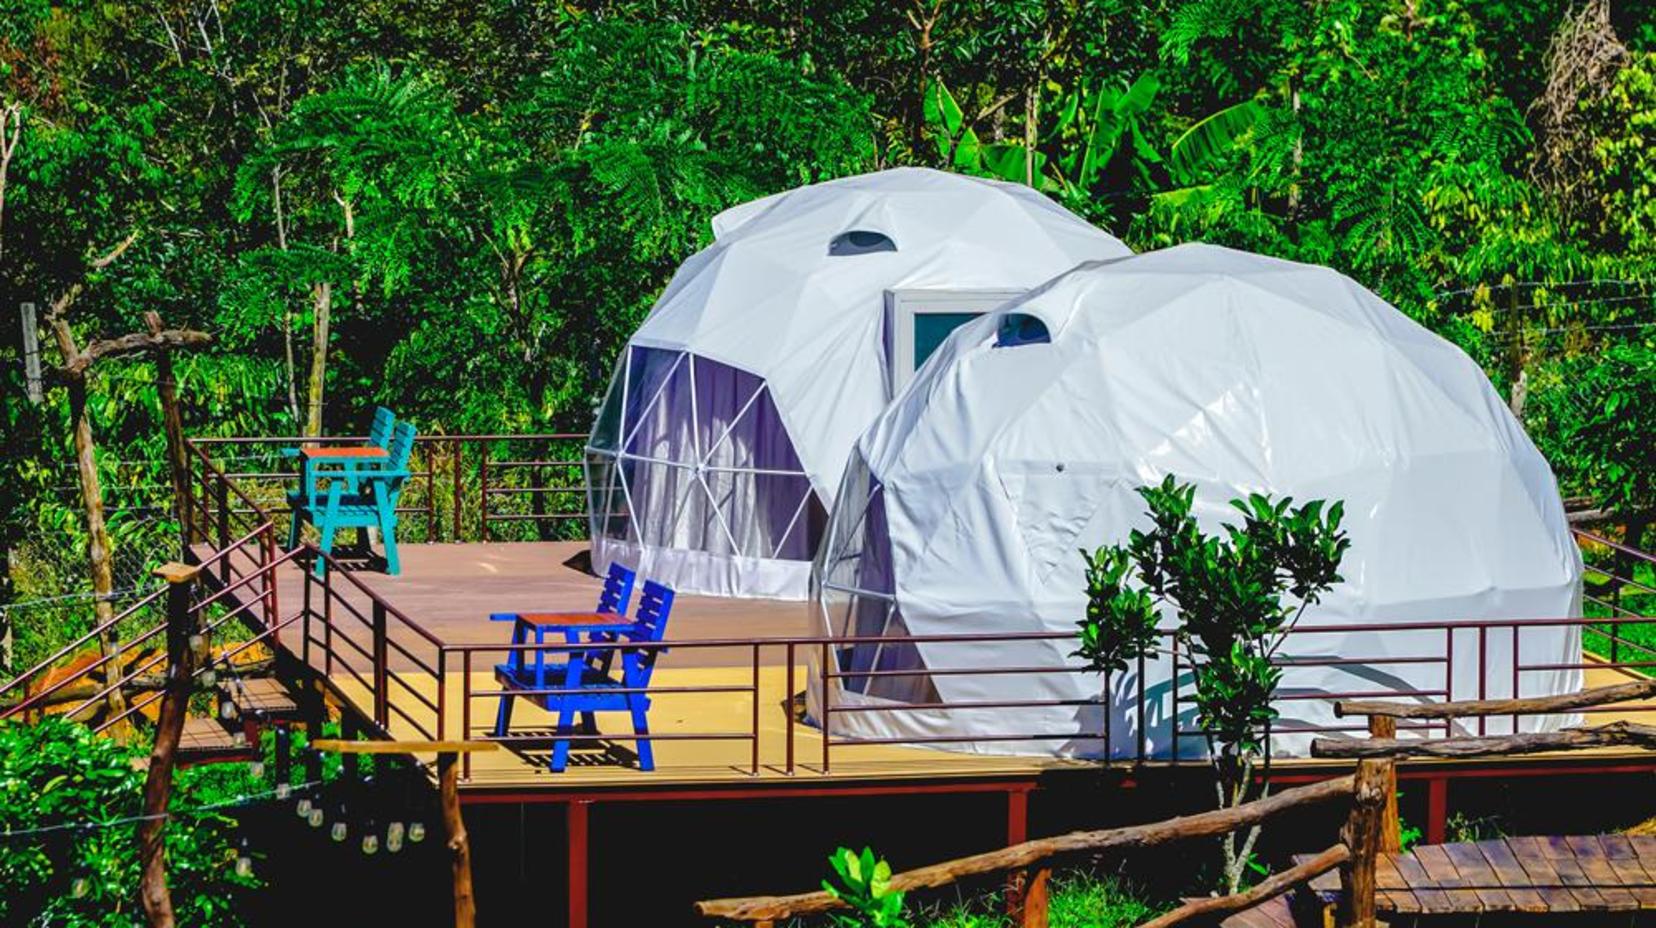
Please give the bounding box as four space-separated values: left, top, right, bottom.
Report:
587 167 1131 599
811 243 1584 759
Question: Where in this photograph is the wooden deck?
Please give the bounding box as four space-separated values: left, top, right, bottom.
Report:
187 538 1656 792
1301 835 1656 917
197 540 813 668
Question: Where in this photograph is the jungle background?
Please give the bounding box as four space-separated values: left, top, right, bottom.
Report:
5 0 1656 675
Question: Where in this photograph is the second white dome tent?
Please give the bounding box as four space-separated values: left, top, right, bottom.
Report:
812 243 1584 759
586 168 1131 600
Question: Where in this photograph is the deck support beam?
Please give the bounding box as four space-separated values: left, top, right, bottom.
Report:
1425 776 1448 846
569 799 592 928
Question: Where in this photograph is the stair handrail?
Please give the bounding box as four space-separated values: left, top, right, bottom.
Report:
0 521 275 721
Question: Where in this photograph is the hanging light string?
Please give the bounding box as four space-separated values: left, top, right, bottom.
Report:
0 776 327 842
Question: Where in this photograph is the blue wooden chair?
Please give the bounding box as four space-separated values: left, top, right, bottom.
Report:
293 422 416 577
490 562 636 737
494 579 675 772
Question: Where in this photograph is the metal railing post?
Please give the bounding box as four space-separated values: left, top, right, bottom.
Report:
437 648 447 741
820 641 831 774
785 642 795 775
215 476 230 584
480 449 490 542
452 439 463 542
462 650 473 780
373 599 389 729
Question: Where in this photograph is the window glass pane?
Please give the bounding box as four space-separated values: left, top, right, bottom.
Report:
912 312 981 370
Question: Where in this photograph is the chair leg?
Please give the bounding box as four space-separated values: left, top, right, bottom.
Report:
631 698 654 772
551 707 575 772
381 517 401 575
580 711 597 734
286 511 302 550
313 526 334 579
494 695 514 737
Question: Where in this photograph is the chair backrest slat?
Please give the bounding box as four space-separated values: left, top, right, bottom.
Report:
368 407 396 450
627 580 675 687
372 423 418 508
597 563 636 616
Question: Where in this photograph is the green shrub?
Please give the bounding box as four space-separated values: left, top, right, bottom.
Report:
0 717 261 926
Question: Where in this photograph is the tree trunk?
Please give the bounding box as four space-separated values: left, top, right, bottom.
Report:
65 374 126 718
147 314 191 548
1023 83 1038 187
305 281 331 437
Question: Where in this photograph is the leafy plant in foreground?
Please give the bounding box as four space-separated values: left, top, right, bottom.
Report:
823 846 910 928
1075 475 1349 893
0 717 260 926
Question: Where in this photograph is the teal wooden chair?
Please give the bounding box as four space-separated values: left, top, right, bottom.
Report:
285 406 396 507
295 422 417 577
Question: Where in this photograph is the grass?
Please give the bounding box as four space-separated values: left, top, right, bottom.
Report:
905 874 1159 928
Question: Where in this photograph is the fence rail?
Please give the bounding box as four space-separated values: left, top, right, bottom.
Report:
186 434 587 546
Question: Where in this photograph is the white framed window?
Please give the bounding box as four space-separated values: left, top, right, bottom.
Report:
885 288 1025 396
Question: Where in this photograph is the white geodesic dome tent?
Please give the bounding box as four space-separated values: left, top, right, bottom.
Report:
812 243 1586 759
585 168 1131 599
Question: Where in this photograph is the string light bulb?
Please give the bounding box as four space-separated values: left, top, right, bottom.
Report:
248 760 264 780
70 877 89 898
386 821 405 854
307 807 324 829
330 821 347 842
274 782 290 801
407 821 426 844
361 833 379 855
235 838 253 877
295 798 311 818
200 669 217 687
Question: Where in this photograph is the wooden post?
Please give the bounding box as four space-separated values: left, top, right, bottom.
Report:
1425 777 1448 846
1019 866 1050 928
1368 716 1401 853
1338 758 1388 928
138 562 201 928
441 751 478 928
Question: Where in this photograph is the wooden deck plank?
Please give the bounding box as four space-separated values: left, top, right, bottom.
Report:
1507 836 1584 912
1527 835 1614 910
1597 835 1656 907
1387 850 1455 912
1441 841 1517 911
1473 839 1550 912
1411 844 1483 913
1564 835 1642 910
1217 897 1296 928
1374 853 1422 913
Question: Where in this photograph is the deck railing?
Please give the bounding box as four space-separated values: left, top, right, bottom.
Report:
14 441 1630 783
184 433 588 547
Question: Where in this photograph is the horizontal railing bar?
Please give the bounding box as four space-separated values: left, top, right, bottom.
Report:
478 731 755 743
469 684 755 698
1272 655 1447 667
386 672 440 714
480 513 586 522
829 697 1101 713
828 733 1091 745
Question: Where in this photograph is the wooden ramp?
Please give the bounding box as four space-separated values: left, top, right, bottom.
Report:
1297 835 1656 920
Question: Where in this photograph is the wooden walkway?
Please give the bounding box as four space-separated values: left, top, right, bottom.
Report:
1298 835 1656 918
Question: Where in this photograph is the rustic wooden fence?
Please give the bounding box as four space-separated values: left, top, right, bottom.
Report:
696 676 1656 928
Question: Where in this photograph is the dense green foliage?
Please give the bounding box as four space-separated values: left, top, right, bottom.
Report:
0 718 260 926
4 1 1656 659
